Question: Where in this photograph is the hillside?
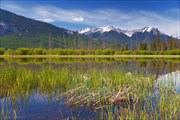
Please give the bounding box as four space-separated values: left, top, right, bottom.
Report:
0 9 75 49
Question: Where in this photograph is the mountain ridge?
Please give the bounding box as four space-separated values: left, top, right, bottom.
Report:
78 25 171 45
78 26 165 37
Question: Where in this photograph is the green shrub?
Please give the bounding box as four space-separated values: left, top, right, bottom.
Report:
5 49 16 55
85 50 95 55
66 49 74 55
0 48 5 55
101 49 115 55
164 49 180 55
42 49 47 55
115 51 123 55
77 49 85 55
49 48 63 55
158 51 164 55
123 50 133 55
32 48 46 55
95 49 101 55
16 48 31 55
135 50 153 55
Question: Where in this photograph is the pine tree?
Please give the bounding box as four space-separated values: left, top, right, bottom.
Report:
155 29 161 51
150 29 162 51
168 36 176 50
139 41 148 50
125 44 128 50
150 41 156 51
161 41 167 51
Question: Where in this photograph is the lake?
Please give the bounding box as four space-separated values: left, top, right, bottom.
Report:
0 57 179 119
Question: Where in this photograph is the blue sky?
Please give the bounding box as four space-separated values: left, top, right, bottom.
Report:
1 0 180 36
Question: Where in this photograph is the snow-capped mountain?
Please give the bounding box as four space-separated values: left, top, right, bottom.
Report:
78 26 170 45
78 26 160 37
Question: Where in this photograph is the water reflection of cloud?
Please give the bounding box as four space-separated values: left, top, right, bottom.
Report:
156 71 180 94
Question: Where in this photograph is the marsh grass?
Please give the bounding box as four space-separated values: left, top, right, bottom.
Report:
0 65 179 119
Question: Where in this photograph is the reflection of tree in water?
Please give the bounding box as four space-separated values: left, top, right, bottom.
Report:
0 58 5 65
149 61 167 72
148 60 180 79
149 60 165 79
139 61 147 69
168 62 178 73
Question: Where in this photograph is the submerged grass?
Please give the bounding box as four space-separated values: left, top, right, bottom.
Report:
0 65 179 119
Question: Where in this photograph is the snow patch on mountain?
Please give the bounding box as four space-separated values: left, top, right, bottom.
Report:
141 26 156 33
0 22 6 26
66 30 74 35
78 28 91 34
146 27 153 32
78 26 117 35
120 30 134 37
101 26 115 32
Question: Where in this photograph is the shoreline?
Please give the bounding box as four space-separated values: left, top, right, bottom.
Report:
0 55 180 58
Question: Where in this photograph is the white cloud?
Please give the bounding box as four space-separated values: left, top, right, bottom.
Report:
1 3 179 37
72 17 84 22
1 4 24 12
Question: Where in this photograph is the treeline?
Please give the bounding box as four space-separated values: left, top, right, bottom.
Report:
0 48 180 55
139 36 179 51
